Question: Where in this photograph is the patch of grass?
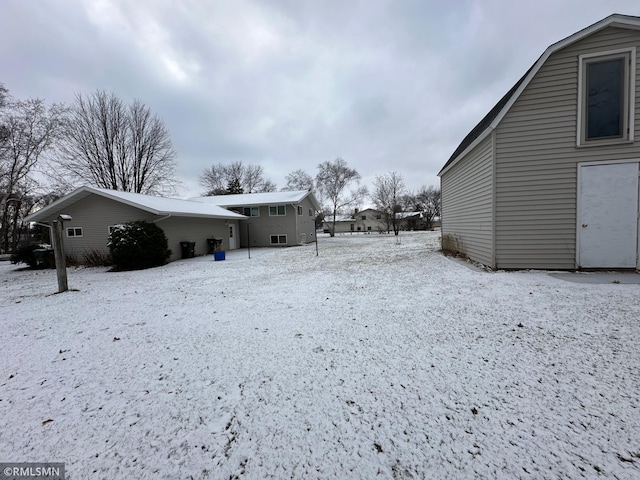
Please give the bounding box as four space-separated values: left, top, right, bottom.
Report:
82 249 112 267
440 233 467 259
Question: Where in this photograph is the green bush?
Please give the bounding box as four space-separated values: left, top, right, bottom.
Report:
108 221 171 270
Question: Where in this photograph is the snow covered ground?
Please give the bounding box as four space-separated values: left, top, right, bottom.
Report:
1 231 639 479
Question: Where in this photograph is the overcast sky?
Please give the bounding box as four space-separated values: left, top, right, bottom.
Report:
2 0 640 199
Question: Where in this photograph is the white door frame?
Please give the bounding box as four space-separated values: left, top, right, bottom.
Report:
228 223 236 250
576 159 640 269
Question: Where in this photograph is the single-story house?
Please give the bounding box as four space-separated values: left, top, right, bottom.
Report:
438 13 640 270
24 186 247 263
189 190 320 247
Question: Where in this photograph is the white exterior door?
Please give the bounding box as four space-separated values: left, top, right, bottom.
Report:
228 224 236 250
578 162 639 268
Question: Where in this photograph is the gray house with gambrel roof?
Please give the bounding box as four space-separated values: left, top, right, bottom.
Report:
439 14 640 270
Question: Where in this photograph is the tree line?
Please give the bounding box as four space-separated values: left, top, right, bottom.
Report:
1 83 439 252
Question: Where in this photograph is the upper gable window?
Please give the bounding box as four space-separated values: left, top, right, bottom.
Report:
578 49 635 146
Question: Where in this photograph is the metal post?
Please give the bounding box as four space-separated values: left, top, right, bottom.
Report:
247 223 251 259
51 219 68 293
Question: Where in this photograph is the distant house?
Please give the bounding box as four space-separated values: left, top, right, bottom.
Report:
190 190 320 247
323 208 388 234
438 14 640 270
396 212 423 231
24 186 246 263
323 214 356 234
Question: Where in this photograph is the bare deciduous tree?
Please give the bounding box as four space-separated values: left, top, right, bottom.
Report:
57 90 178 195
416 185 441 229
1 90 66 252
283 169 314 192
316 158 367 237
371 171 406 235
199 161 276 195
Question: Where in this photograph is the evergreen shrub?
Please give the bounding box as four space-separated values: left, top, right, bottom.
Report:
108 221 171 270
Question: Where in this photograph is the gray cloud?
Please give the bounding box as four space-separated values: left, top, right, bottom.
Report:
2 0 640 198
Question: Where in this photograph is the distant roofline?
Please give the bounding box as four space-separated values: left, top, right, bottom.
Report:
191 190 321 210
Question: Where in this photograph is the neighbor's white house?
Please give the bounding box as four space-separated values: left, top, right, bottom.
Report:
439 14 640 270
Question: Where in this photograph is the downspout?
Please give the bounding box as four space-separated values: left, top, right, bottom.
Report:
292 203 298 245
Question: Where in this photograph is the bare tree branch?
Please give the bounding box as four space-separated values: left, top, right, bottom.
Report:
372 171 406 235
56 90 179 195
283 169 314 192
199 161 276 195
316 158 367 237
0 94 65 251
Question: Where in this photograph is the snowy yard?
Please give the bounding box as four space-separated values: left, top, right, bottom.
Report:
1 231 639 479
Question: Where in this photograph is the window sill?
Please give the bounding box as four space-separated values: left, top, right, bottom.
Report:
576 138 634 148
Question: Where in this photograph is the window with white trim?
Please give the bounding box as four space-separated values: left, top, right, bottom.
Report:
309 208 313 216
269 205 286 216
297 206 303 215
66 227 83 237
243 207 259 217
578 49 635 145
270 234 287 244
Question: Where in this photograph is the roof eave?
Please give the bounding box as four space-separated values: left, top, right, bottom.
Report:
438 127 493 177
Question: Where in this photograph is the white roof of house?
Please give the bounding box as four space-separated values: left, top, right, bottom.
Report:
190 190 321 210
25 186 247 222
396 211 422 219
324 215 354 223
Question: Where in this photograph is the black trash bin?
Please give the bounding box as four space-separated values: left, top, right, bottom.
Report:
180 241 195 259
206 238 223 254
33 248 55 268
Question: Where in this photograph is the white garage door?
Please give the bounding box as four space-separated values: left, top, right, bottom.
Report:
578 162 639 268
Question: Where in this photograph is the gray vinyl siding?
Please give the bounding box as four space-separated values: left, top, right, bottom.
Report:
157 216 232 261
295 197 318 244
38 194 232 263
39 194 156 262
494 26 640 269
235 197 318 247
441 134 494 266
